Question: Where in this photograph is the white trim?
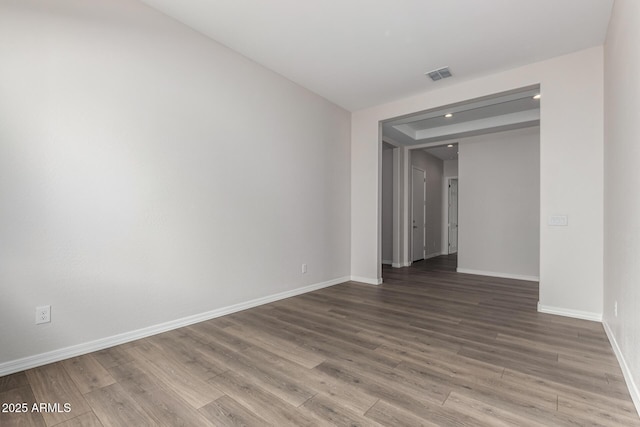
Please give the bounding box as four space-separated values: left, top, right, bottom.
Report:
603 321 640 417
392 261 411 268
537 302 602 322
350 275 383 285
456 268 539 282
381 136 401 147
0 276 349 377
445 176 459 255
382 259 393 265
410 166 427 262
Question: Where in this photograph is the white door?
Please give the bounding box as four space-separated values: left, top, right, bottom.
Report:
448 178 458 254
412 167 426 262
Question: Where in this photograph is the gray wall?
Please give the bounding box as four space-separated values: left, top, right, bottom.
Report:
411 150 444 258
351 47 603 315
0 0 351 367
458 127 540 279
444 159 458 178
603 0 640 409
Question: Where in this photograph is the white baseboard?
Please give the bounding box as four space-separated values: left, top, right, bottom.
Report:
537 303 602 322
0 276 349 377
350 275 383 285
381 259 393 265
391 262 411 268
603 321 640 417
456 268 539 282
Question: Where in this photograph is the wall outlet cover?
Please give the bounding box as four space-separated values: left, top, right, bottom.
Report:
36 305 51 324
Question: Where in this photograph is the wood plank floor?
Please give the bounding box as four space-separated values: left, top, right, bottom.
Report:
2 255 639 426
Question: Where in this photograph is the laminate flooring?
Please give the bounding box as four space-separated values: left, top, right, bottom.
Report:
2 256 639 426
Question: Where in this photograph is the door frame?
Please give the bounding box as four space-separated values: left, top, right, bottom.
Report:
446 176 459 254
411 166 426 262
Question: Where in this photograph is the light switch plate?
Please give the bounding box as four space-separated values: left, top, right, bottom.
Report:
548 215 568 226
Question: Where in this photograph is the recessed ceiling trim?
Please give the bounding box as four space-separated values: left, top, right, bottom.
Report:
381 85 541 147
385 87 540 126
407 109 540 140
404 121 540 150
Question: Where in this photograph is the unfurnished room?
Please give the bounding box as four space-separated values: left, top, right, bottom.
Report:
1 0 639 426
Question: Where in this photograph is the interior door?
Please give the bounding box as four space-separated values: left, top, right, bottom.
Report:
412 167 426 262
448 178 458 254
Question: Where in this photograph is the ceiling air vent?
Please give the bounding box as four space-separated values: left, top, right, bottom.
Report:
426 67 452 81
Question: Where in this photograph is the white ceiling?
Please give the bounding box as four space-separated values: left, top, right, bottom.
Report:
424 143 459 162
139 0 613 111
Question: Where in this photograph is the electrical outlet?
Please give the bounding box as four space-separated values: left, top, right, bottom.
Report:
614 301 618 317
301 264 307 274
36 305 51 324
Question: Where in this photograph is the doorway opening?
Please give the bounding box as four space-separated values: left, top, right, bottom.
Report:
380 85 540 281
